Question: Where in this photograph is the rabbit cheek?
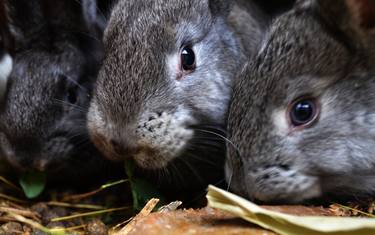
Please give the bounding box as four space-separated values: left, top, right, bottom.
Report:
134 108 195 169
248 166 321 203
39 137 74 171
87 103 119 160
0 133 20 169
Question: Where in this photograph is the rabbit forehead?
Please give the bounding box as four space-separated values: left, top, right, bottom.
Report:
1 52 84 136
95 0 220 119
110 0 213 28
104 0 213 46
255 11 353 81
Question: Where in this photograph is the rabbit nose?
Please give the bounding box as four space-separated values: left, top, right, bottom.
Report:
110 139 138 158
34 159 48 172
110 139 123 154
17 156 33 169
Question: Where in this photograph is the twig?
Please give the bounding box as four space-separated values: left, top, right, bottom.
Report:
332 203 375 218
51 206 131 222
0 206 40 222
0 193 28 204
0 176 22 192
62 179 129 201
7 212 67 235
113 198 159 235
47 201 105 210
110 217 134 232
51 224 86 232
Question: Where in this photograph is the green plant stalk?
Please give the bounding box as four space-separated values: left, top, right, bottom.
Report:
51 206 132 222
8 212 68 235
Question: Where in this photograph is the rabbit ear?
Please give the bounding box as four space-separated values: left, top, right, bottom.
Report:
315 0 375 33
82 0 107 37
5 0 47 47
0 0 13 53
209 0 232 17
346 0 375 30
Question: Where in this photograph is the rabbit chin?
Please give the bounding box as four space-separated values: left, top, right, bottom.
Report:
320 175 375 199
132 147 174 169
246 170 322 203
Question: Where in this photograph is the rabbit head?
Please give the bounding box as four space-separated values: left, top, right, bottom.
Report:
227 0 375 203
0 0 105 179
88 0 252 188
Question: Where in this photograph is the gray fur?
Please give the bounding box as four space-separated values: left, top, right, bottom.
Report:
227 0 375 203
88 0 265 189
0 0 112 182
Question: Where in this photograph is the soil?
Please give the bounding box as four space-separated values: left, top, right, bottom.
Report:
0 171 373 234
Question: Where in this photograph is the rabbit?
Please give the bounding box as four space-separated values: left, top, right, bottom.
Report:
87 0 266 190
226 0 375 203
0 0 120 184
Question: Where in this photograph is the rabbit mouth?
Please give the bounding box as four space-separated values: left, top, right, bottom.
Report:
132 146 170 169
247 167 322 203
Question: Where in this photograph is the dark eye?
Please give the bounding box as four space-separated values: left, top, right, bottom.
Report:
181 46 196 71
66 86 78 104
289 97 319 127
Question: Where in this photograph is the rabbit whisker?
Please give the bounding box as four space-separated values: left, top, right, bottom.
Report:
183 150 221 168
192 128 241 191
60 74 88 93
194 128 242 160
53 98 88 113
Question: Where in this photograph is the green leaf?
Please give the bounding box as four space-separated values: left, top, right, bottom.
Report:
19 172 46 199
124 159 166 211
130 178 166 211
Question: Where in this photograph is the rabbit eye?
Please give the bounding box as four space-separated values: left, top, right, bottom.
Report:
289 97 319 128
181 46 196 71
66 86 78 104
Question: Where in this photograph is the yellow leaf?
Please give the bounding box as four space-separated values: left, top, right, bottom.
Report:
207 185 375 235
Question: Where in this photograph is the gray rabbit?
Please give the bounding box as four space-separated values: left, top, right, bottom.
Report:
87 0 265 190
226 0 375 203
0 0 119 183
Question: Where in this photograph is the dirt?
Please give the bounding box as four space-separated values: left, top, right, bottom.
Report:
0 173 133 234
0 173 373 234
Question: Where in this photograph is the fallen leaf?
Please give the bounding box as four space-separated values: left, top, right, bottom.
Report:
207 185 375 235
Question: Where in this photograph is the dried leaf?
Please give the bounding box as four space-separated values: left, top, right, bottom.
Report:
207 185 375 235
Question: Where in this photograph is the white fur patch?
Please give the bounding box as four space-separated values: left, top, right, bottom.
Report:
0 53 12 100
272 109 289 136
136 105 195 169
166 52 179 81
